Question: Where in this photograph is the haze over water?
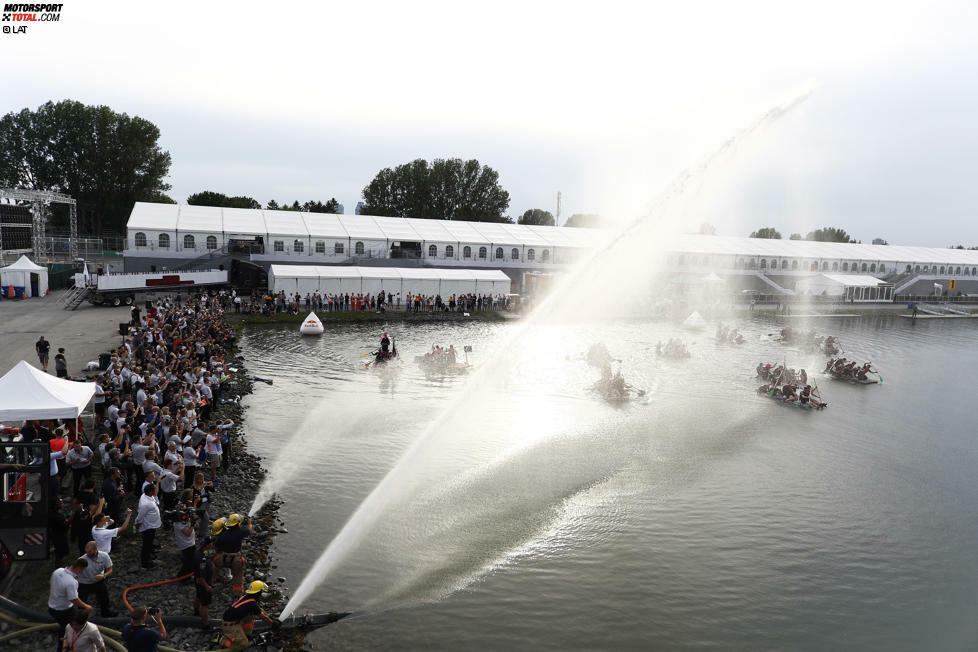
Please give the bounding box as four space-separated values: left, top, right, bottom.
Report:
240 313 978 650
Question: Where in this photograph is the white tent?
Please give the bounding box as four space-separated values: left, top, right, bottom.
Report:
0 256 48 298
268 265 512 297
0 361 96 420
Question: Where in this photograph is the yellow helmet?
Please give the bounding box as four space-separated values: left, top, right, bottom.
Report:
245 580 268 595
227 513 244 527
210 517 227 535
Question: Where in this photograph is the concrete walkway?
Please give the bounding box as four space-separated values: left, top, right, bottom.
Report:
0 289 130 377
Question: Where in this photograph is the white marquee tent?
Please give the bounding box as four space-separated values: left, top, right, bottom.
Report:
0 255 48 298
268 265 512 297
0 361 96 420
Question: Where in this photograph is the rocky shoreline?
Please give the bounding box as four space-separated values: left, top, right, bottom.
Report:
1 318 301 651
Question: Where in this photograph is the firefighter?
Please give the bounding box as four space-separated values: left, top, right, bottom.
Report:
213 513 250 595
219 580 278 649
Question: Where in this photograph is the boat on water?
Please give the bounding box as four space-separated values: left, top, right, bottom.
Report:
756 387 828 410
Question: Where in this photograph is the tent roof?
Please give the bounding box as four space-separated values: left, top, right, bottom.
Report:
1 255 46 271
0 361 96 420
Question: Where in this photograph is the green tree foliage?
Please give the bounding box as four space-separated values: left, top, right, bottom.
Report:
267 199 341 213
749 227 782 239
563 213 605 228
789 233 802 240
805 227 855 243
186 191 261 209
361 158 511 222
0 99 172 234
518 208 555 226
266 200 280 210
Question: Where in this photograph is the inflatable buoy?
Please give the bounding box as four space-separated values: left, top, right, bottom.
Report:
299 311 324 336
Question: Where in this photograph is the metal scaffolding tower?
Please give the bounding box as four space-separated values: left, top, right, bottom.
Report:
0 188 77 263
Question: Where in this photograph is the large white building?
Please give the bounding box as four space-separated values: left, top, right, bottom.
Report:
123 202 978 298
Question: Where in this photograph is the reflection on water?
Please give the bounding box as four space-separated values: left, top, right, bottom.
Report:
240 313 978 650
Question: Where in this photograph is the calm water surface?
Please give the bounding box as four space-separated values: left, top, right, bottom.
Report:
237 312 978 650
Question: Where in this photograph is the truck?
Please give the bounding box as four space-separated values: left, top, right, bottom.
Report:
63 266 230 309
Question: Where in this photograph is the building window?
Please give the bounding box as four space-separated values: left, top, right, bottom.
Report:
511 248 519 260
273 241 284 252
542 250 550 262
315 241 325 254
760 259 767 269
869 263 876 272
792 260 799 270
183 234 195 249
860 263 867 272
478 246 487 259
334 242 344 254
158 233 169 249
781 260 788 269
939 266 945 274
832 262 838 271
747 259 756 269
915 265 920 272
923 266 929 273
294 240 304 253
956 266 961 274
134 232 147 247
965 267 970 276
445 245 454 258
463 246 472 259
878 264 885 273
428 244 437 257
822 262 829 271
495 247 503 259
355 242 364 255
527 248 536 261
905 264 911 273
207 235 218 250
973 267 977 275
842 262 848 271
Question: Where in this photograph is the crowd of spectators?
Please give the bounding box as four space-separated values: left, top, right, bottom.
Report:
244 288 511 315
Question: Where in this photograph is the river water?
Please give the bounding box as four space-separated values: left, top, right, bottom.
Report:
237 312 978 650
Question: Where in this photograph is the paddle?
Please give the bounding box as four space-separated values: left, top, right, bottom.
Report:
869 370 884 384
623 383 647 397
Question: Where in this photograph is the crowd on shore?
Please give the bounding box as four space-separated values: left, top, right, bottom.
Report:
243 289 510 315
20 293 279 651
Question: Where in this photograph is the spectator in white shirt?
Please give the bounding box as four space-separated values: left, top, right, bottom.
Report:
49 557 92 651
135 484 162 569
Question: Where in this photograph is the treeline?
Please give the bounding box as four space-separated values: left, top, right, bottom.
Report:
0 99 606 233
749 226 861 243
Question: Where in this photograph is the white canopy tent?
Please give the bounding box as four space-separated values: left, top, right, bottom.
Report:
268 265 512 297
0 256 48 298
0 361 96 420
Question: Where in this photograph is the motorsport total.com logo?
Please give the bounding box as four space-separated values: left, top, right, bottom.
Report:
2 3 62 33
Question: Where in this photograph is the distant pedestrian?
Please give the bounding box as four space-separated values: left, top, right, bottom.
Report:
55 348 68 378
36 335 51 371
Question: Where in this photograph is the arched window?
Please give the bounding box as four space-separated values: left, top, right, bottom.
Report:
445 245 454 258
334 242 344 254
463 246 472 258
781 260 788 269
915 265 920 272
879 264 885 273
831 262 838 271
956 266 961 274
861 263 868 272
905 264 911 273
511 248 519 260
158 233 169 249
273 241 284 252
315 241 325 254
527 248 536 261
294 240 304 253
747 259 756 269
842 262 848 271
973 267 977 276
355 242 364 255
939 266 945 274
495 247 503 259
792 260 799 270
822 262 829 271
760 259 767 269
965 267 970 276
134 232 147 247
207 235 218 250
542 250 550 262
923 266 929 273
869 263 876 272
428 244 437 257
478 246 487 259
183 234 195 249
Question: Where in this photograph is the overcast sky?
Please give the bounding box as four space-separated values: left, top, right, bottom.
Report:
3 0 978 245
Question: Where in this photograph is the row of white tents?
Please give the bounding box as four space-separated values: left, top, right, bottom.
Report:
268 265 512 296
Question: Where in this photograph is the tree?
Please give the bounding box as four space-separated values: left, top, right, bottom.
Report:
0 99 172 234
789 233 802 240
749 227 782 239
361 158 511 222
266 200 280 210
564 213 605 228
805 227 855 243
186 191 261 209
518 208 555 226
699 222 716 235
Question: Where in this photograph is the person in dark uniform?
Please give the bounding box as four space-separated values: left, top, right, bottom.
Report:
36 336 51 371
220 581 277 649
214 513 251 595
380 332 390 355
194 538 216 628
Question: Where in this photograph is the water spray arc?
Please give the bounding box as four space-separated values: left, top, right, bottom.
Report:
274 89 816 619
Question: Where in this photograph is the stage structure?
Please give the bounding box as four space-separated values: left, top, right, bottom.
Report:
0 188 77 264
